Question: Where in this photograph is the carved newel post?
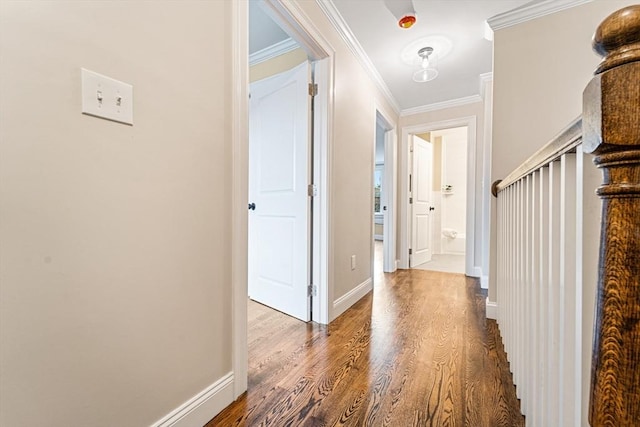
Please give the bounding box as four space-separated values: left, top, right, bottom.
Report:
583 5 640 426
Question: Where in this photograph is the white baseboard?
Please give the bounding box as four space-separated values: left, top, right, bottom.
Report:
152 372 234 427
395 259 400 270
332 278 372 321
472 266 482 278
485 298 497 320
480 275 488 289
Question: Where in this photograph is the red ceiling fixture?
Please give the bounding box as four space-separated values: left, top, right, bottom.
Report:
384 0 417 29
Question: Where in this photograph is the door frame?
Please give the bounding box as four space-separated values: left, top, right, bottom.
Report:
399 116 477 276
231 0 335 398
372 108 397 275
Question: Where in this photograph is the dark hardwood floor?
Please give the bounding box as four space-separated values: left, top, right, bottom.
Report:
207 256 523 426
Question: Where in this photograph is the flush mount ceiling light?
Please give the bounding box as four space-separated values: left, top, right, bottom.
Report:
384 0 417 29
413 47 438 82
401 36 452 66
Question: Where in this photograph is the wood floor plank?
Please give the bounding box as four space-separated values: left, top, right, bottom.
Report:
206 259 523 426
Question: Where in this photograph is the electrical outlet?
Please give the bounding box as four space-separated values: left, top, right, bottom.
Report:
81 68 133 125
351 255 356 270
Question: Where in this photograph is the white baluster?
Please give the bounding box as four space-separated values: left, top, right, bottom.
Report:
548 160 561 426
516 179 521 391
538 166 550 427
560 153 577 426
523 175 532 414
527 171 540 426
506 186 513 358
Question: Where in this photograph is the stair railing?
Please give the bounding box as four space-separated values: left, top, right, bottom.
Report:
492 6 640 426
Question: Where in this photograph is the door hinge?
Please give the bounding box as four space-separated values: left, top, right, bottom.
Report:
409 248 413 255
308 284 317 297
309 83 318 97
308 184 318 197
409 197 413 204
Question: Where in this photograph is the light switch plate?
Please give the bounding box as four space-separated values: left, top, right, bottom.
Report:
81 68 133 125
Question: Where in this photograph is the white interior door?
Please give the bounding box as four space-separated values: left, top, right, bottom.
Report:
411 135 433 267
249 61 311 322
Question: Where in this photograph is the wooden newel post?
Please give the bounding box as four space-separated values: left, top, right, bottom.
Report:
583 5 640 426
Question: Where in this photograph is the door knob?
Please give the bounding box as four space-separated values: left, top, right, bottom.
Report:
383 206 387 211
248 202 256 211
429 206 435 211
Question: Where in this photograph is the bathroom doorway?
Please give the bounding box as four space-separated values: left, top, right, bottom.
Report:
409 126 468 274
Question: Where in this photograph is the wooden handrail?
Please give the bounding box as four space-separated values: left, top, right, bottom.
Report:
583 5 640 427
493 117 582 195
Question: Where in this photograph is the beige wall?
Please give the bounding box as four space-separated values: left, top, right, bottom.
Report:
489 0 635 298
431 136 443 254
431 135 442 192
0 0 402 423
250 48 308 82
414 132 443 191
0 2 232 426
294 2 398 306
491 0 634 182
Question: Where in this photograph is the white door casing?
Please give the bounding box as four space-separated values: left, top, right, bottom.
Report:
374 107 397 274
411 135 433 267
382 127 396 273
248 61 311 322
399 117 477 276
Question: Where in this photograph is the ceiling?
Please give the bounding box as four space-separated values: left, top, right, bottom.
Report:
249 0 534 111
249 1 292 54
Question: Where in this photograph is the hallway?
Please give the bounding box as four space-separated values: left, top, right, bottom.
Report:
207 268 523 426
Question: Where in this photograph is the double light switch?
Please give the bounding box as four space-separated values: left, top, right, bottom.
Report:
81 68 133 125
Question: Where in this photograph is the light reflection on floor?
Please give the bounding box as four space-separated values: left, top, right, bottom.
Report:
374 240 465 274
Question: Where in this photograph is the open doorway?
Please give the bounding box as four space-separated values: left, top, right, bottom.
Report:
247 0 333 323
399 116 477 277
373 119 385 278
409 127 468 274
232 0 334 399
230 0 334 397
372 110 397 281
248 2 313 323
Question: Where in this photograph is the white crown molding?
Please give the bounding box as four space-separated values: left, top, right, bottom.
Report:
249 37 299 66
315 0 401 114
487 0 593 31
400 95 482 117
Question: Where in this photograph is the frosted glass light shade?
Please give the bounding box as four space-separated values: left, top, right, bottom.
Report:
413 46 438 83
413 67 438 82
